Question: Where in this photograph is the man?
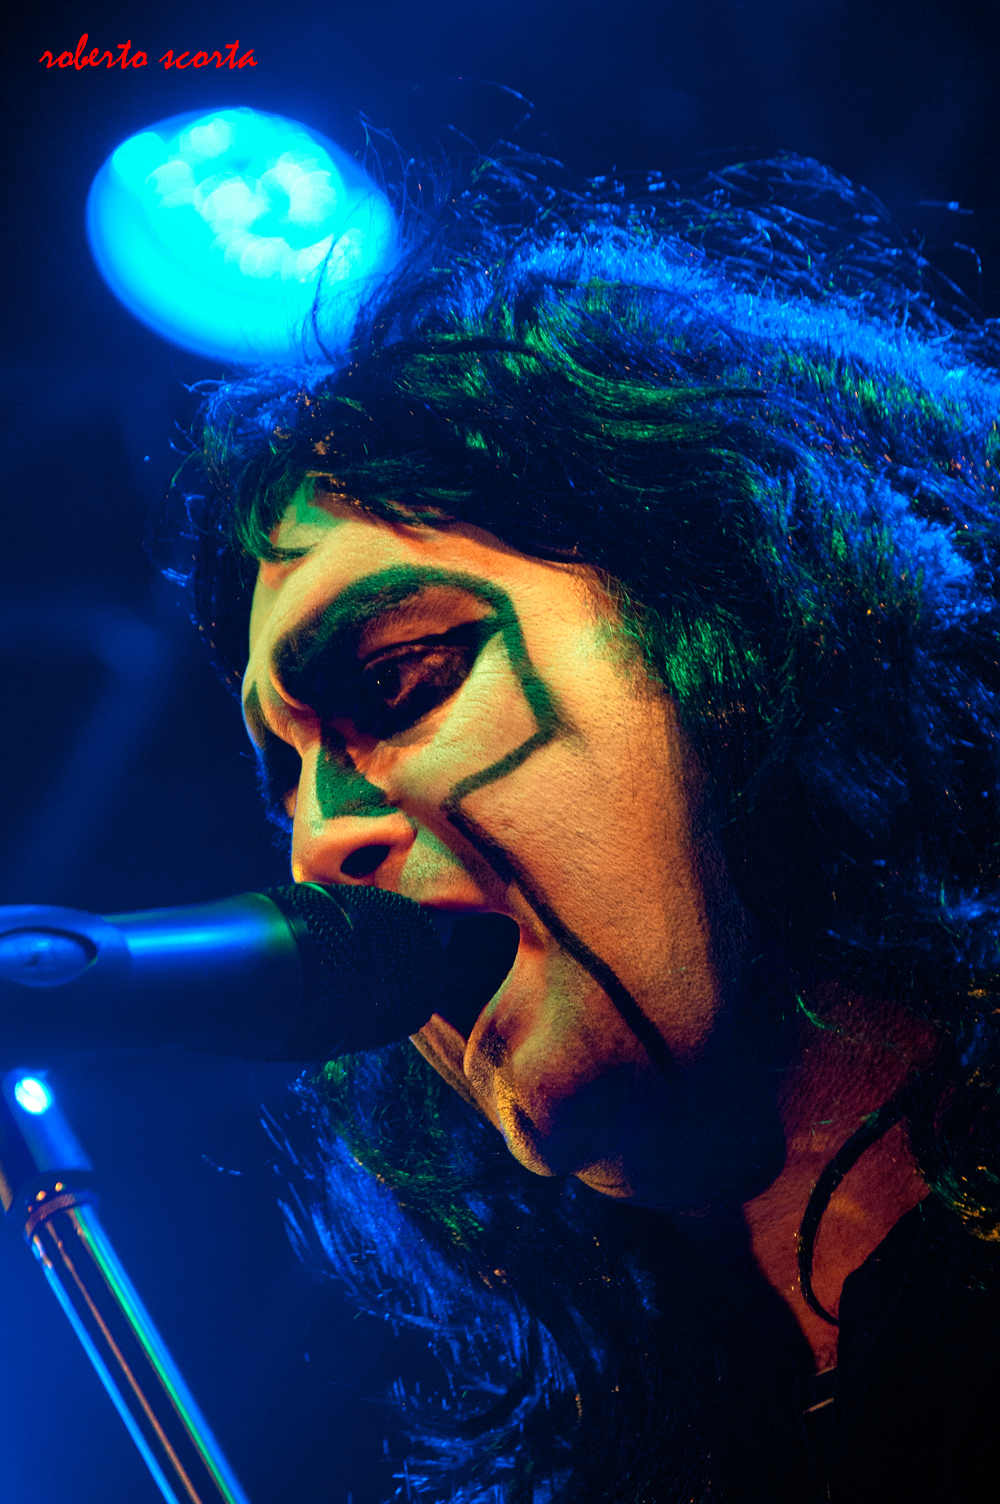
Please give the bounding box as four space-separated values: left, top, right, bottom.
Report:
179 155 1000 1501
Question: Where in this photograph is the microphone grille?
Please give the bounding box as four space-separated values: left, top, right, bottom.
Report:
267 883 443 1058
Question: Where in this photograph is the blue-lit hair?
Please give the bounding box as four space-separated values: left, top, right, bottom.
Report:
176 152 1000 1500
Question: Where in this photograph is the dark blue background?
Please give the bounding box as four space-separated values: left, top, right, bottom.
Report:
1 3 998 1500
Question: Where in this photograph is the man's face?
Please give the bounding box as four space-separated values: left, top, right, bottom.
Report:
245 491 781 1209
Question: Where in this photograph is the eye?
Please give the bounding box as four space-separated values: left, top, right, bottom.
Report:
356 622 488 737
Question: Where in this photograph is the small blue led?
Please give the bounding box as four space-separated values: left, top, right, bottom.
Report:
87 106 397 362
13 1077 53 1115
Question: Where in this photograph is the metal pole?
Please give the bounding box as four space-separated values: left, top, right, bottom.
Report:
0 1070 252 1504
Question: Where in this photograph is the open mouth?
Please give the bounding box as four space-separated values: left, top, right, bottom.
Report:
434 912 521 1038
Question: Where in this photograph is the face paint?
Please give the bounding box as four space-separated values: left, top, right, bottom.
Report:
245 494 773 1208
316 733 395 819
257 557 680 1078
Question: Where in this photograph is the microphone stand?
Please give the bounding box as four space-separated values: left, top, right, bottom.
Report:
0 1068 252 1504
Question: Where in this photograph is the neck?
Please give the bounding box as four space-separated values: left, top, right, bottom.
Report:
741 988 937 1371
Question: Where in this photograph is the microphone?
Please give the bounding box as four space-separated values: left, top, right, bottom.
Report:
0 884 519 1061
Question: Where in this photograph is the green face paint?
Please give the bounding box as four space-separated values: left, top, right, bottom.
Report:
245 678 395 826
316 731 395 819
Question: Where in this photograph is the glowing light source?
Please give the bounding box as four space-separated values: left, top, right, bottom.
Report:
13 1077 53 1115
87 107 397 363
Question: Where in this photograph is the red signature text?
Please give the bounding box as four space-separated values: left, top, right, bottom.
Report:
39 36 257 70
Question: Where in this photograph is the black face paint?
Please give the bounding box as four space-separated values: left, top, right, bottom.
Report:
256 564 677 1078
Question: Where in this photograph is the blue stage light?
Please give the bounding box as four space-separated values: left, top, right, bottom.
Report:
13 1077 53 1115
87 107 397 363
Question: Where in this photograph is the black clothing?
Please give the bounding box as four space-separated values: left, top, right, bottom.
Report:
828 1197 1000 1503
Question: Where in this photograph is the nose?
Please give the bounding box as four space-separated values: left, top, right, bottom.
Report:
292 811 418 887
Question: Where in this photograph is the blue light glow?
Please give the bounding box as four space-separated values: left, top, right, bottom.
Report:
14 1077 53 1115
87 107 397 363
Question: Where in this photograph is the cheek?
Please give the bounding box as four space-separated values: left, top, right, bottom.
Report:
457 714 723 1062
378 643 540 811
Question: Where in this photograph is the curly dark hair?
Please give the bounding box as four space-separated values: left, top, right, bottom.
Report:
174 151 1000 1500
